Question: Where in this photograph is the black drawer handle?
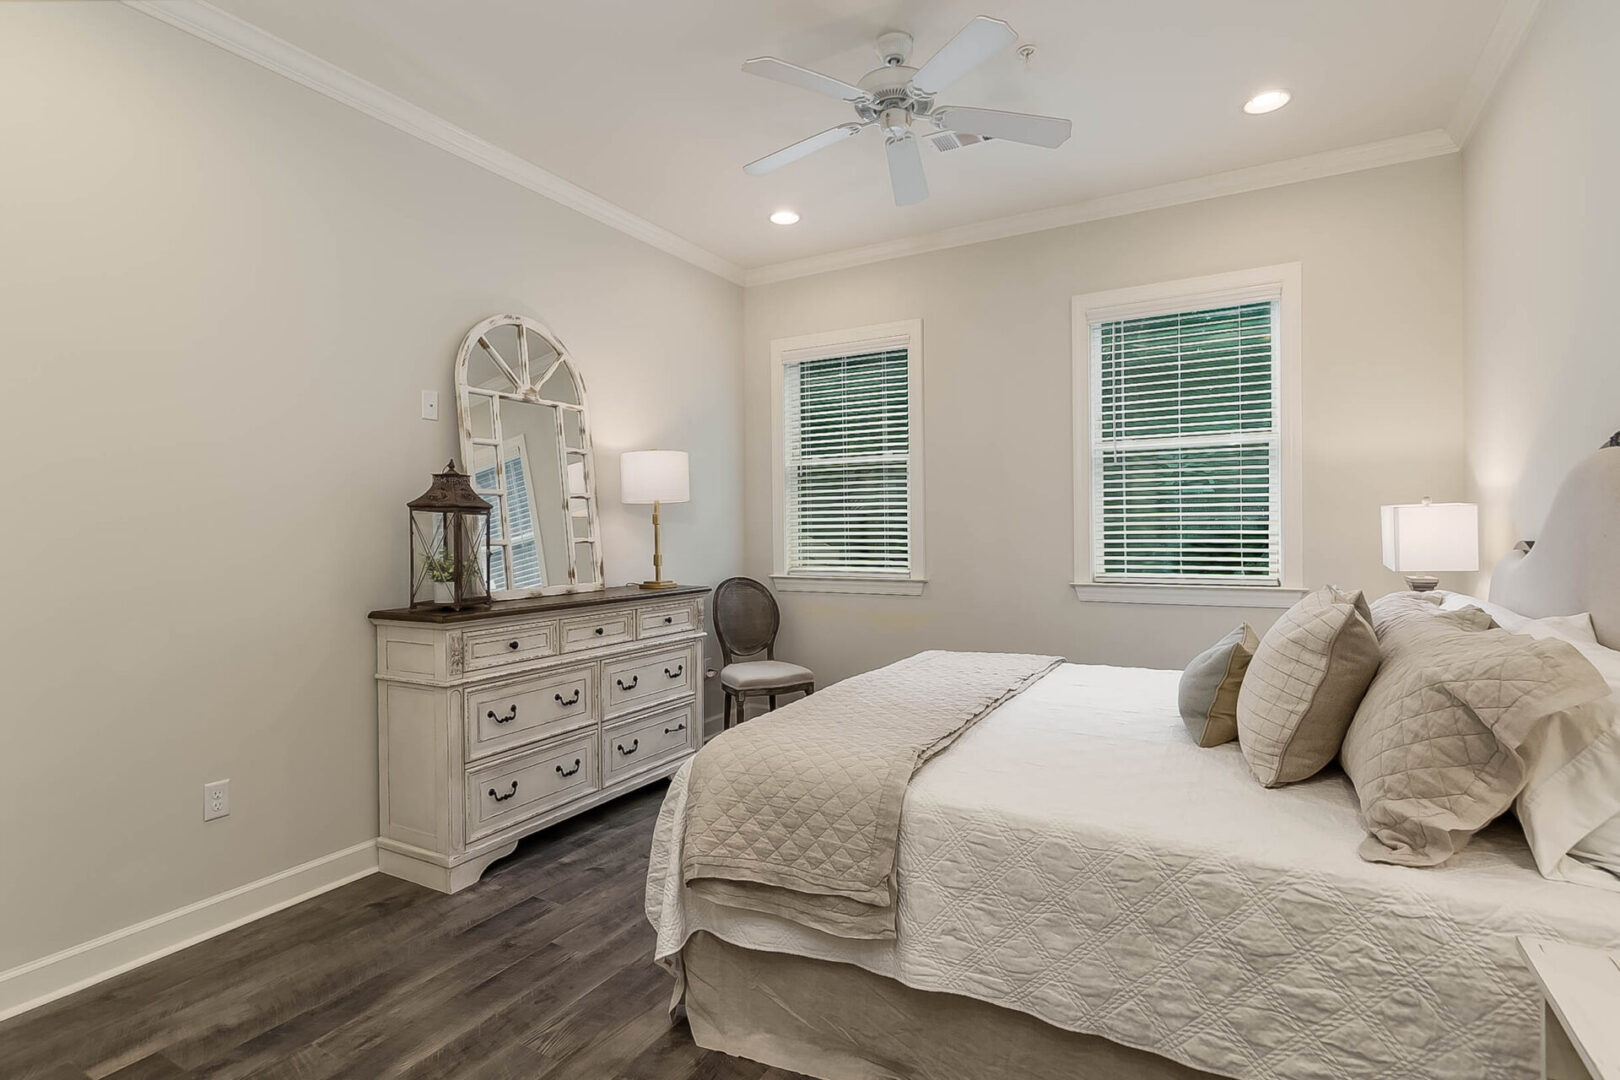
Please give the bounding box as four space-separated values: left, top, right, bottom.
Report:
556 758 581 778
554 689 581 707
616 739 639 757
664 664 684 679
664 723 687 735
663 615 673 624
488 781 518 802
594 626 605 636
616 675 639 691
508 640 520 651
488 704 518 725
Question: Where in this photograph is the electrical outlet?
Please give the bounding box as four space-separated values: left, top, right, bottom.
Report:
421 390 439 421
204 779 230 821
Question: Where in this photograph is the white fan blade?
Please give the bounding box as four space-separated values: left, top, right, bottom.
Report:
909 16 1017 97
742 57 869 102
744 124 865 175
933 106 1072 148
885 135 928 205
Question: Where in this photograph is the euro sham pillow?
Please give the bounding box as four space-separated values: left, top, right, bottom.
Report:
1515 635 1620 888
1237 586 1382 787
1341 593 1612 867
1179 624 1259 747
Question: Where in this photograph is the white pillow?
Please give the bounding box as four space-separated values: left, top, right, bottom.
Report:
1514 635 1620 888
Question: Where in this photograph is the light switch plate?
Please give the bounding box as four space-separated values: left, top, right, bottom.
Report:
204 779 230 821
421 390 439 421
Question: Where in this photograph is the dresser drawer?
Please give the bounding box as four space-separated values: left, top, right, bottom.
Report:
602 644 697 719
604 701 698 784
559 609 634 652
465 735 598 842
637 600 700 639
465 666 594 762
464 620 558 672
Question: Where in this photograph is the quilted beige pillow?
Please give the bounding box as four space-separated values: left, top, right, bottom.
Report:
1237 586 1382 787
1341 596 1612 867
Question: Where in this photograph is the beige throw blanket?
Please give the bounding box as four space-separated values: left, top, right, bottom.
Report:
680 650 1063 938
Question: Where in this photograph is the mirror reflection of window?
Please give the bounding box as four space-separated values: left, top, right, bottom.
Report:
474 436 546 590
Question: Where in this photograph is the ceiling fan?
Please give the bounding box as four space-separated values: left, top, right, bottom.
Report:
741 15 1072 206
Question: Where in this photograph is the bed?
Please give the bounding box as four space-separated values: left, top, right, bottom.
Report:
645 442 1620 1080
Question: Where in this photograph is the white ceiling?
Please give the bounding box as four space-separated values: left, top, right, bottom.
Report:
206 0 1510 274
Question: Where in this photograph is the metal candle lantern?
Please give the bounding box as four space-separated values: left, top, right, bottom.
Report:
408 460 493 610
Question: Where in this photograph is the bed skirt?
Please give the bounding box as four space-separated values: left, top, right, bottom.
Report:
682 933 1215 1080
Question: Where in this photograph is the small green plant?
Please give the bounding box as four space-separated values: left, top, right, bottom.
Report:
423 547 459 584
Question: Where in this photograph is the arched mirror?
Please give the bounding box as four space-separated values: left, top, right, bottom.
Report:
455 314 604 596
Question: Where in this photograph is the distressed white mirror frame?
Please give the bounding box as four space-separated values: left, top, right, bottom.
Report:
454 313 605 597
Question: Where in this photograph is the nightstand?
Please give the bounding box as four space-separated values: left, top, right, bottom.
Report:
1519 937 1620 1080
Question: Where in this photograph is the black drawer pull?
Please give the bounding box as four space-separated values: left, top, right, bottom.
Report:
594 626 605 636
488 705 518 725
554 689 581 707
664 723 687 735
663 615 673 624
555 758 581 778
616 739 639 757
508 640 520 651
616 675 639 691
488 781 518 802
664 664 684 679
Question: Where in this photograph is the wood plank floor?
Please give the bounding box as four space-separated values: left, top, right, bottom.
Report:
0 783 809 1080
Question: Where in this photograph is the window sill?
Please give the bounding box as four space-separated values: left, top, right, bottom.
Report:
1070 582 1308 608
772 574 927 597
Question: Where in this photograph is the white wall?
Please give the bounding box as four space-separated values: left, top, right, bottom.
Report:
744 157 1467 685
0 2 742 974
1464 0 1620 575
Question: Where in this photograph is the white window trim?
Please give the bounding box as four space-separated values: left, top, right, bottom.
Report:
770 319 926 597
1070 264 1305 608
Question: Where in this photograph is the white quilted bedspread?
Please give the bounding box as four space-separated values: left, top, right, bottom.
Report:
648 664 1620 1080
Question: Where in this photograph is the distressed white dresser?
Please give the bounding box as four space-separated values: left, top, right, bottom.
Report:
369 585 708 892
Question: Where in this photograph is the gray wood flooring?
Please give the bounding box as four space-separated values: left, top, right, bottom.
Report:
0 783 807 1080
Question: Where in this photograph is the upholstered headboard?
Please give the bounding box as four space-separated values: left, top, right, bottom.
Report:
1489 435 1620 649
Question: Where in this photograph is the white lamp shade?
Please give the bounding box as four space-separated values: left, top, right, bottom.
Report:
620 450 689 504
567 461 587 497
1380 501 1479 573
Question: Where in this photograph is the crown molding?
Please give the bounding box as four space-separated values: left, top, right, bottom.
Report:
743 129 1460 286
122 0 746 285
1448 0 1545 146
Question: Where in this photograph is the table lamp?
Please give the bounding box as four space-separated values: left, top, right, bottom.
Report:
620 450 689 590
1380 497 1478 591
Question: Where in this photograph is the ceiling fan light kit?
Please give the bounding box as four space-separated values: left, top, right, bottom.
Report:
740 14 1073 206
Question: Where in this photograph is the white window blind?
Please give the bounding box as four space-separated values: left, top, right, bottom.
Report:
475 449 544 590
782 346 911 576
1091 300 1281 584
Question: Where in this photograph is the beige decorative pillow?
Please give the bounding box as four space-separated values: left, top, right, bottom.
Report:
1237 586 1382 787
1178 625 1259 747
1341 601 1612 867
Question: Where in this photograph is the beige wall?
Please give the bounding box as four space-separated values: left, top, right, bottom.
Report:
1464 0 1620 579
0 2 742 972
744 157 1468 685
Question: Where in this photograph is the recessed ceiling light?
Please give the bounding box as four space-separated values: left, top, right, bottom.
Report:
769 209 800 225
1243 89 1291 115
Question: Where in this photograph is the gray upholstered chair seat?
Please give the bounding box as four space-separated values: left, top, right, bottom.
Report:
720 660 814 692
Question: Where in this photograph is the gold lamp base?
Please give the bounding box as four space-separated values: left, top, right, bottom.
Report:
638 500 678 591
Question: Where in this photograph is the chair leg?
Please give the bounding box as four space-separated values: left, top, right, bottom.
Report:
723 692 732 730
768 694 777 711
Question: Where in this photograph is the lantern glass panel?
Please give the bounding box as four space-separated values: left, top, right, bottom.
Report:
409 507 491 610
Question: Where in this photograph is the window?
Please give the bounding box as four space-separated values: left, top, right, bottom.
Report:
1072 266 1303 607
771 321 925 595
474 436 545 590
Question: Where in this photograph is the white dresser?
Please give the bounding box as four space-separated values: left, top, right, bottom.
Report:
369 585 708 892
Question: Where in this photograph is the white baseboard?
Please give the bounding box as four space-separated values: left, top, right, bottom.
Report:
0 839 379 1023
